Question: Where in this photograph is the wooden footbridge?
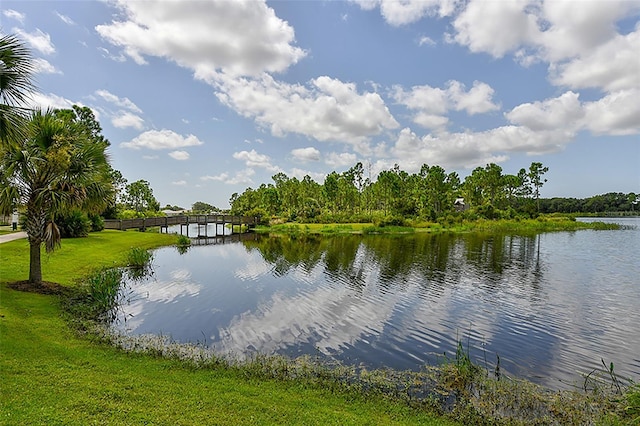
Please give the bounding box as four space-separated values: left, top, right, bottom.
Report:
104 214 257 237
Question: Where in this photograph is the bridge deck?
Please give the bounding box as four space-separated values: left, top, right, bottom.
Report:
104 215 256 235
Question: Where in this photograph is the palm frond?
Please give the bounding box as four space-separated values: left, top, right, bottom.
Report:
0 33 37 106
44 221 61 253
0 33 36 144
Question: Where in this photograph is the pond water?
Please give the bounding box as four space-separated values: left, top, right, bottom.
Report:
112 218 640 389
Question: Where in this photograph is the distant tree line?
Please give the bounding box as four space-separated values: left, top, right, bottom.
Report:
540 192 638 214
229 162 552 224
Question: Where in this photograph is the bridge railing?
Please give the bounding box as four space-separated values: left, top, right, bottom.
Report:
103 215 257 232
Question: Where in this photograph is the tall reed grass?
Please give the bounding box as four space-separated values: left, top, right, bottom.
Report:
126 247 153 268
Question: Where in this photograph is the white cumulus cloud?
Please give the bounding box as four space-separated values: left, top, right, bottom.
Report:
392 80 499 130
451 0 539 58
390 125 571 173
121 129 204 150
233 149 280 172
220 169 255 185
169 151 190 161
111 111 145 130
32 58 62 75
505 91 584 132
215 74 399 144
96 0 306 77
390 86 640 172
325 152 358 168
368 0 640 100
351 0 459 26
538 0 637 62
583 89 640 136
200 173 228 182
418 36 436 46
550 27 640 92
95 89 142 113
14 28 55 55
291 147 321 162
506 90 640 136
290 168 326 182
27 92 76 111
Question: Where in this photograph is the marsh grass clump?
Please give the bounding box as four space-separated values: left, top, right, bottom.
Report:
126 247 153 269
175 234 191 254
176 234 191 247
432 351 639 425
124 247 155 280
86 268 123 316
439 341 483 394
623 384 640 424
62 268 125 328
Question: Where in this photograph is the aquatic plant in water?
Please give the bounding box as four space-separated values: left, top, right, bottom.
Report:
176 234 191 255
125 247 154 279
126 247 153 268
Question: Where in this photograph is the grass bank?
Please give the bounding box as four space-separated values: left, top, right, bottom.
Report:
257 216 621 235
0 230 454 425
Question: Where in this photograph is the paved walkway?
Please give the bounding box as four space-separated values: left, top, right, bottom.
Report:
0 231 27 244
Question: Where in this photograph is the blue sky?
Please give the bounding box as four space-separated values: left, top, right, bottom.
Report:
3 0 639 209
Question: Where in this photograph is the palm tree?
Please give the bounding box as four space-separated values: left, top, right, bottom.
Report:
0 109 112 285
0 33 36 145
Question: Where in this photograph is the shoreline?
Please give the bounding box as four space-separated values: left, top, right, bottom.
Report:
256 216 624 235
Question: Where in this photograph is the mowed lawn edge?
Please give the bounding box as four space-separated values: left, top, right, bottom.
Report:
0 230 456 425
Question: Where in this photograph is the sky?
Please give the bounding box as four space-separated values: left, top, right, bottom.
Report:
2 0 639 209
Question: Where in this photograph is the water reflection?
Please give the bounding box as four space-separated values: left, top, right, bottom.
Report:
113 220 640 389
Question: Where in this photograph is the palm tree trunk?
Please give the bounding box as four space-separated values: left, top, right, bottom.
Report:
29 241 42 284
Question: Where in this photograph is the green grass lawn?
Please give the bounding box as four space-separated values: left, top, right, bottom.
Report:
0 225 18 235
0 230 456 425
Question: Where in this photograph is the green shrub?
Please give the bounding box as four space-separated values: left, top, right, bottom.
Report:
56 210 91 238
88 214 104 232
